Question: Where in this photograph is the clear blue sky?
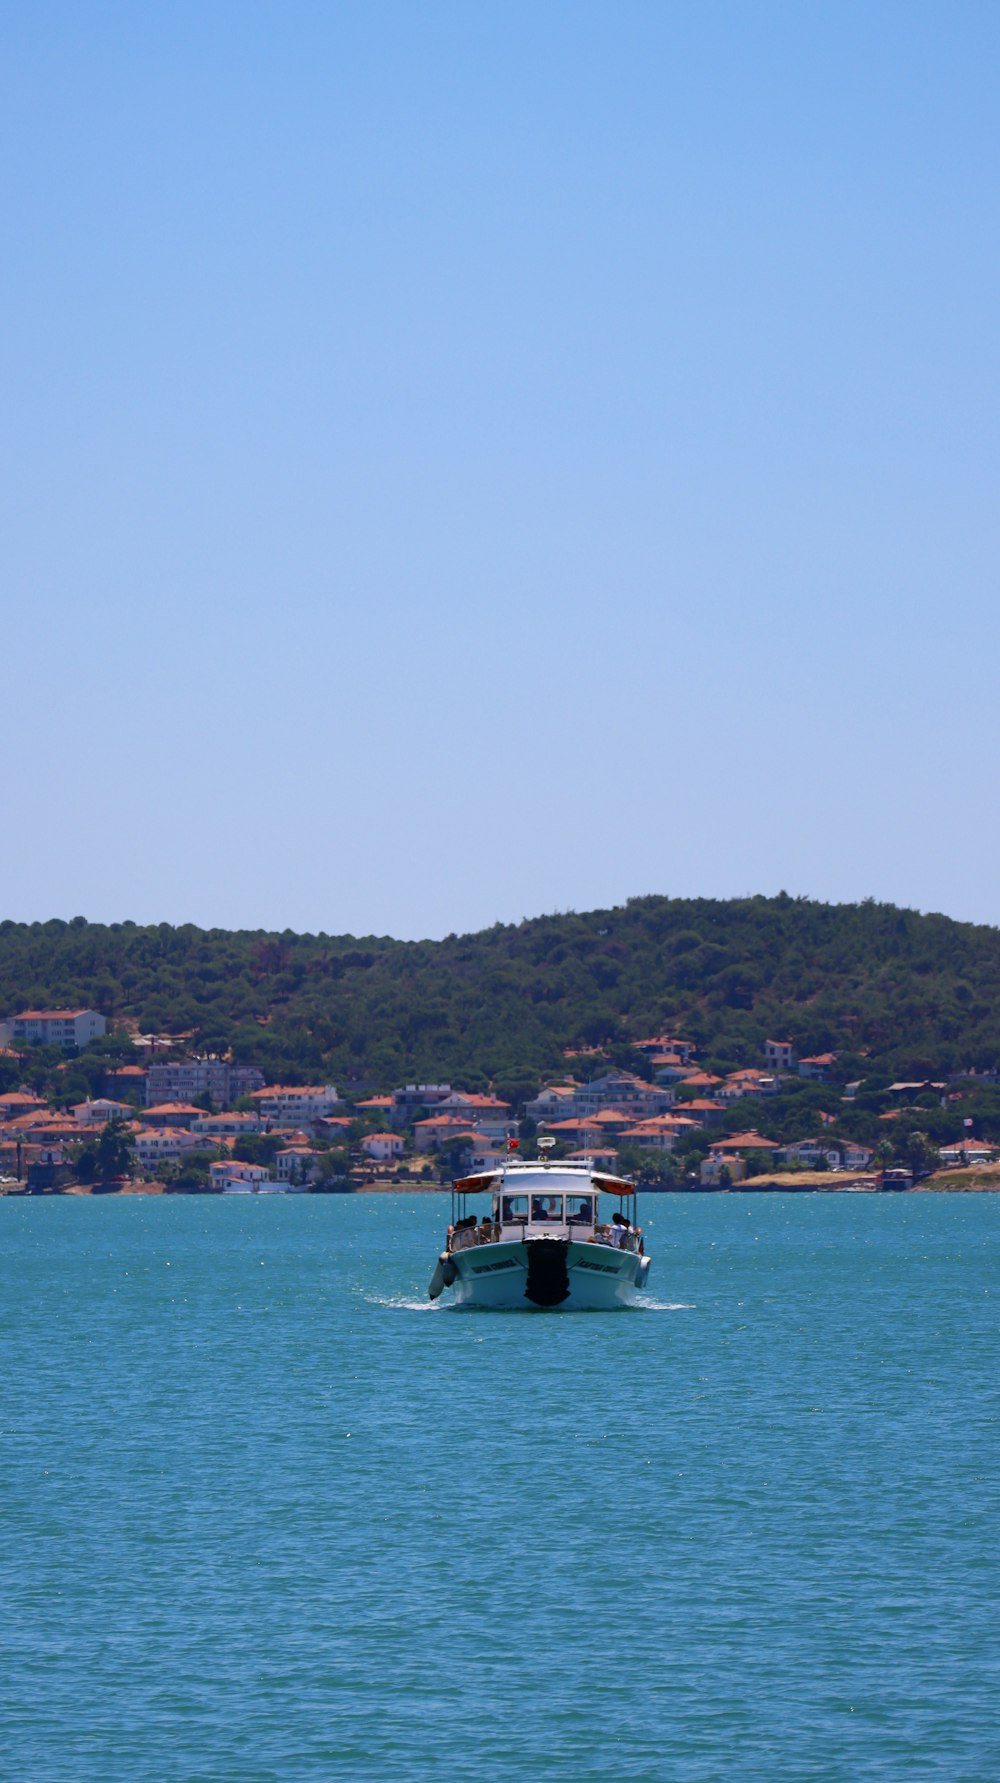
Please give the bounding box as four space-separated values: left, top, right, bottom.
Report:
3 3 998 938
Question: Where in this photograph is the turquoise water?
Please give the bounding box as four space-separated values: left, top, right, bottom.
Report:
2 1192 998 1782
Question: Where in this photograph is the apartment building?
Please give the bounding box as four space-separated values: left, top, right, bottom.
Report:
145 1060 266 1110
4 1008 106 1050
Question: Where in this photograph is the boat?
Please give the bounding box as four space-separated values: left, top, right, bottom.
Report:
428 1138 651 1309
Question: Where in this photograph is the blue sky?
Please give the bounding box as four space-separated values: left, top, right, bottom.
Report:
3 2 999 938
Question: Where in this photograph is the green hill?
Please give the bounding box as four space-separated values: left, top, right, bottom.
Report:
2 895 1000 1106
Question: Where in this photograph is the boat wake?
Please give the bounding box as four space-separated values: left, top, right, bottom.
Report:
631 1298 695 1312
361 1291 442 1311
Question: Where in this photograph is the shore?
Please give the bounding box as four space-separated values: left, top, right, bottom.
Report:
4 1165 1000 1196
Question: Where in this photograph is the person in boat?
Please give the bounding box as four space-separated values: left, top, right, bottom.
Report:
610 1210 631 1247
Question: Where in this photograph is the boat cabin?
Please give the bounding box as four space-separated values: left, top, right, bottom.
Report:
447 1160 641 1254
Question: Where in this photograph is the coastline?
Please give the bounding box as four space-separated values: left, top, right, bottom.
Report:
4 1169 1000 1197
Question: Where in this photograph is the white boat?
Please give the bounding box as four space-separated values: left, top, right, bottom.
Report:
428 1139 651 1309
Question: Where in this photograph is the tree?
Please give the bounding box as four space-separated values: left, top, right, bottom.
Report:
897 1129 939 1181
94 1118 137 1181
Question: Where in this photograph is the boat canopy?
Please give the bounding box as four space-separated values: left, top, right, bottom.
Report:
591 1173 636 1196
452 1168 635 1196
452 1172 501 1194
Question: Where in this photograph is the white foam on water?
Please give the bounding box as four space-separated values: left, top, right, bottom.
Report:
360 1291 441 1311
632 1298 696 1311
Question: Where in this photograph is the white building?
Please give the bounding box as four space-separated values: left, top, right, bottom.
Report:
190 1112 264 1138
72 1098 133 1125
763 1039 795 1073
274 1145 323 1184
5 1009 106 1050
250 1085 341 1128
133 1126 203 1168
209 1159 274 1192
362 1132 404 1163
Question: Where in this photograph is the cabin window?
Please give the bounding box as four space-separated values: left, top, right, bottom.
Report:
531 1194 564 1223
501 1194 529 1221
566 1194 594 1224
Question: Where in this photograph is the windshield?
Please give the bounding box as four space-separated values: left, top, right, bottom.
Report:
501 1194 529 1221
566 1194 594 1223
531 1194 564 1223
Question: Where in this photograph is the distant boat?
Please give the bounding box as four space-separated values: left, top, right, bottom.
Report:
428 1139 650 1309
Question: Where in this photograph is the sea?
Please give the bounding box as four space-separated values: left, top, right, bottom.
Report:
2 1191 998 1782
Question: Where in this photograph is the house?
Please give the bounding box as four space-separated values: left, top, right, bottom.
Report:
413 1114 481 1152
103 1065 149 1101
72 1099 134 1126
523 1084 578 1123
3 1009 106 1051
709 1130 780 1159
190 1112 264 1138
680 1099 726 1126
133 1126 203 1168
275 1145 324 1184
763 1039 794 1073
938 1138 997 1167
27 1144 74 1192
798 1053 837 1082
432 1093 512 1140
566 1147 619 1167
0 1091 49 1123
362 1132 405 1163
619 1121 679 1153
446 1132 509 1173
560 1073 677 1122
316 1115 353 1139
634 1036 696 1064
141 1103 206 1130
2 1111 84 1143
838 1140 874 1170
650 1055 692 1084
354 1095 396 1117
209 1159 273 1192
700 1153 746 1185
720 1069 779 1101
776 1138 834 1168
389 1084 453 1124
250 1085 341 1128
145 1060 265 1110
677 1072 724 1094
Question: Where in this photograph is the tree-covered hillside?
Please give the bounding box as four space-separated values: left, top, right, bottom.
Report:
2 895 1000 1100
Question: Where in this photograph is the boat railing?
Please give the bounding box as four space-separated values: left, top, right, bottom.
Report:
448 1222 642 1254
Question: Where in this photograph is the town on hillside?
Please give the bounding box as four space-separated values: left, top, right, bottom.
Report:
2 1007 999 1194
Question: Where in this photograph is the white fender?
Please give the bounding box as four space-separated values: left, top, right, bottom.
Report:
428 1253 457 1300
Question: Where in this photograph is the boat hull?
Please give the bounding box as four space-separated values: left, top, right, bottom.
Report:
444 1237 649 1309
